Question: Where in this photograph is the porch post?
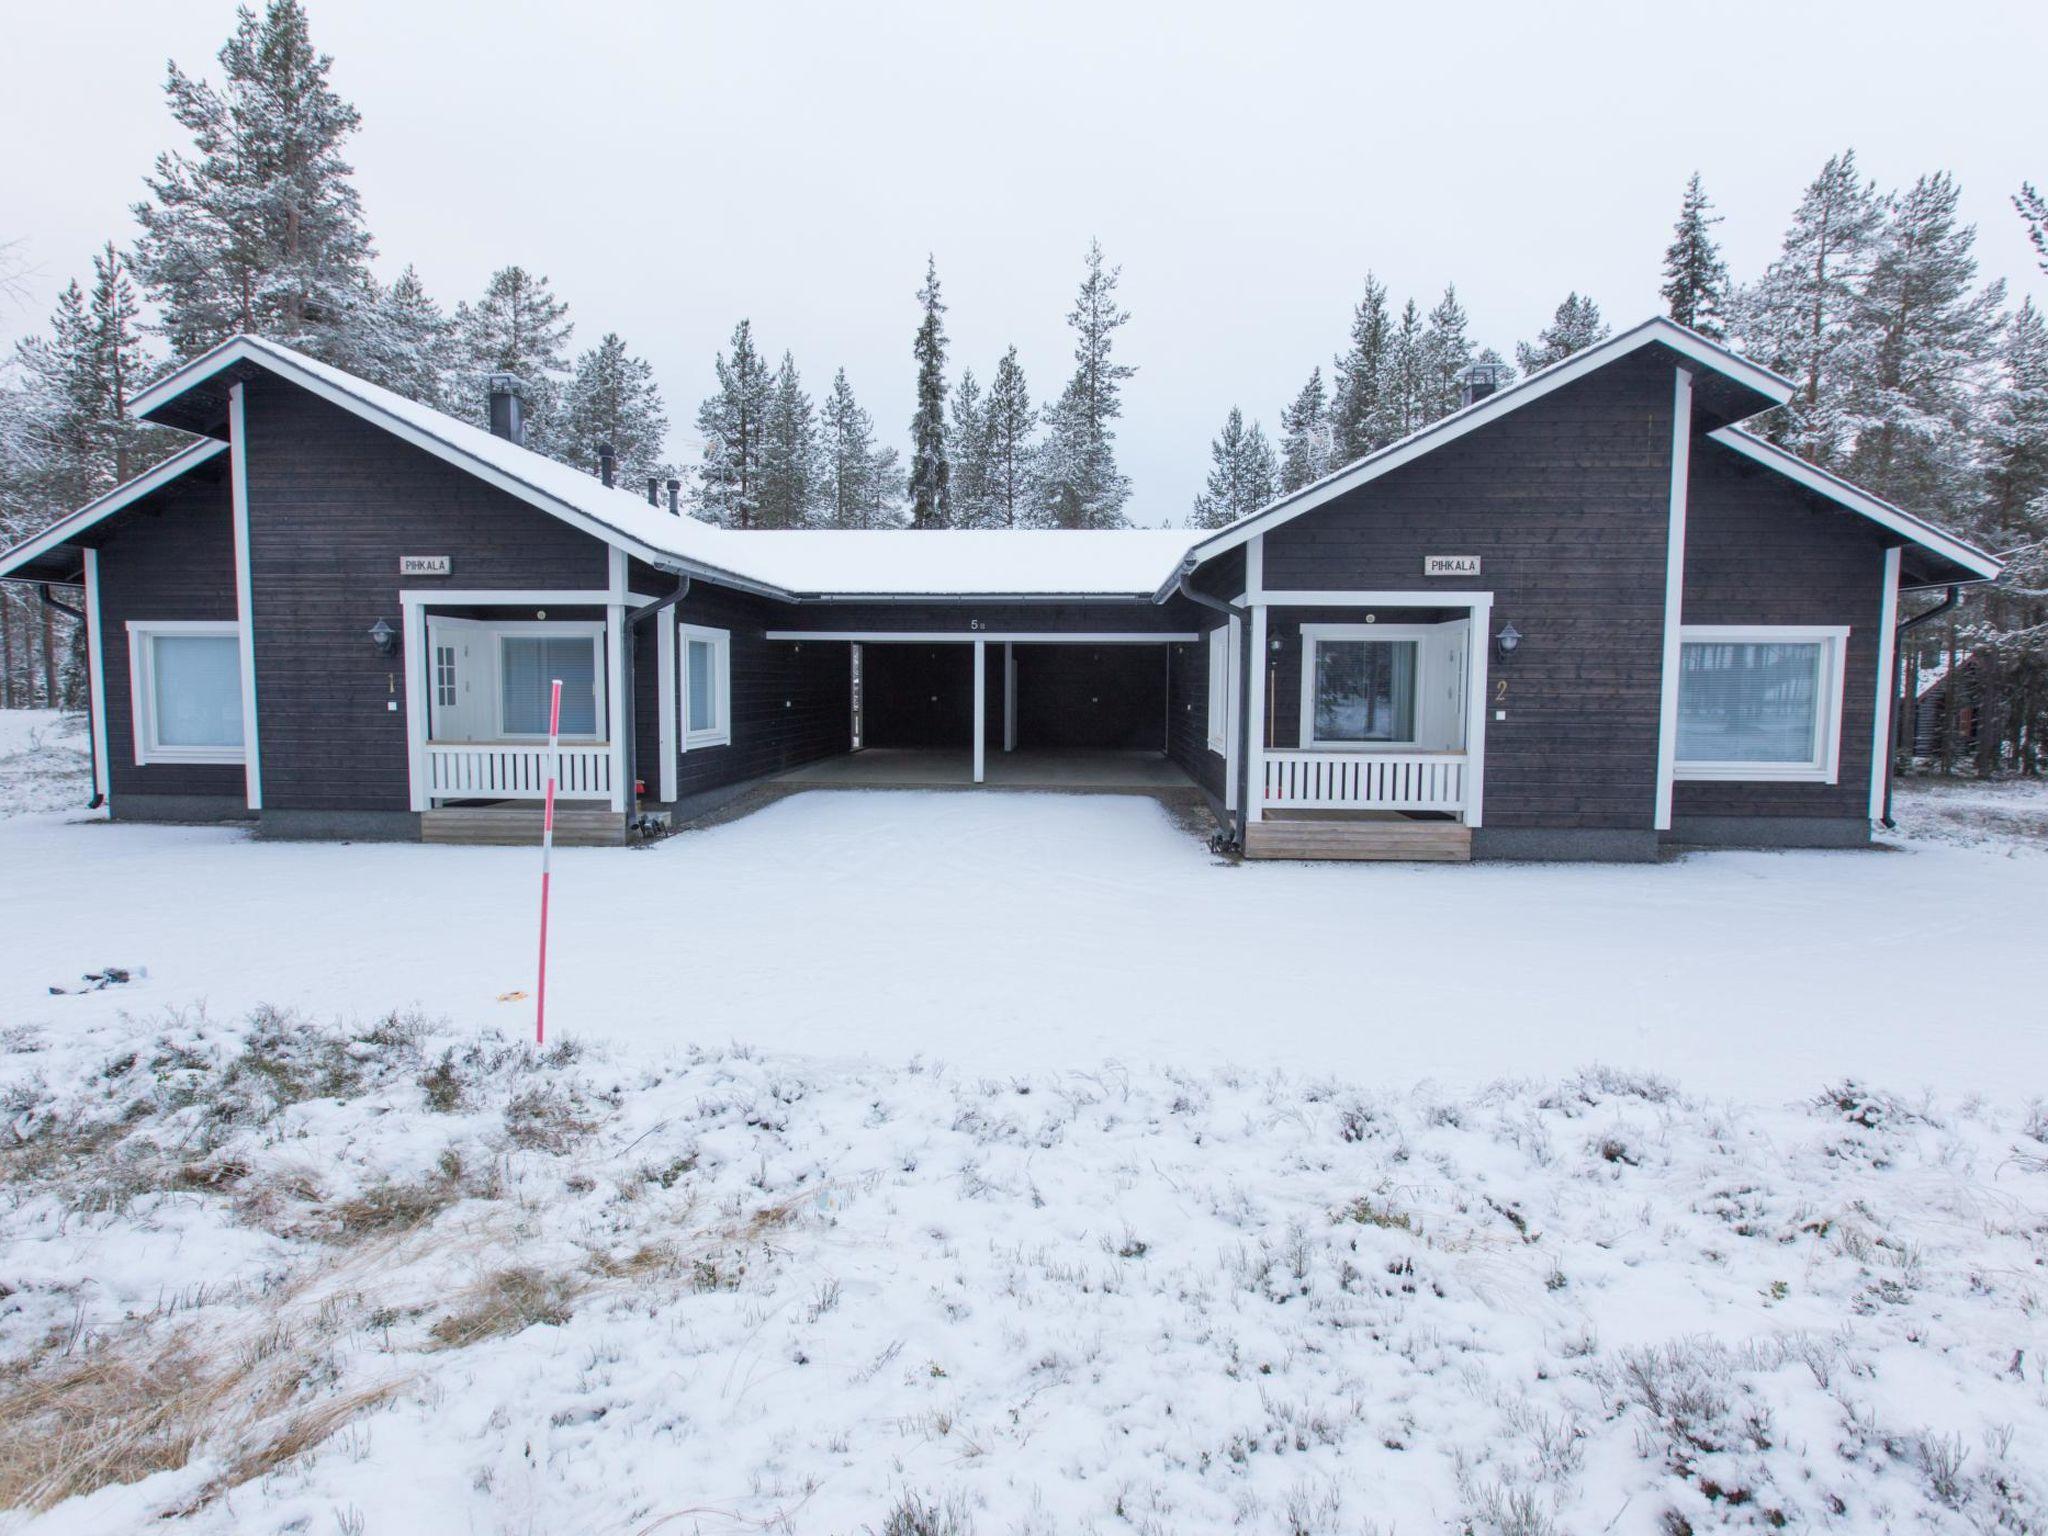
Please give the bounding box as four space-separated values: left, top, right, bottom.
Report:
655 603 678 803
1245 602 1267 822
1002 642 1016 752
401 598 428 812
972 638 987 783
606 549 629 814
1464 597 1491 829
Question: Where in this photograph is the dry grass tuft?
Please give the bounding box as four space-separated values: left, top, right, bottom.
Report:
427 1266 580 1350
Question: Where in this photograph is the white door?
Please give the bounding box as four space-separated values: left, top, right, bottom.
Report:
426 618 488 742
1418 619 1469 751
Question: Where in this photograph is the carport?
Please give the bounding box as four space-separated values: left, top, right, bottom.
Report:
762 630 1192 788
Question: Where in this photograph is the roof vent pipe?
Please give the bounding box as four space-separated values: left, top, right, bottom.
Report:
1456 360 1508 409
597 442 616 488
647 476 659 506
666 478 681 516
486 374 528 445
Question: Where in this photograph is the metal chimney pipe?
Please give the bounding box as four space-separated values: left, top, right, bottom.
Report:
486 374 527 445
647 477 659 506
666 479 681 516
597 442 616 488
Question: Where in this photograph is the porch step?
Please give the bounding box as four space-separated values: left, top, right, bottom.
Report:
420 806 629 847
1243 818 1472 862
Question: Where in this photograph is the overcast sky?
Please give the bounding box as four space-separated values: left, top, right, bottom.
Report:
4 0 2045 521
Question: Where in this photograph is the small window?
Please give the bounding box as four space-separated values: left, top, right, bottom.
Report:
681 624 732 748
499 633 602 739
434 645 457 708
1675 626 1847 782
128 622 245 764
1304 634 1418 747
1205 625 1233 755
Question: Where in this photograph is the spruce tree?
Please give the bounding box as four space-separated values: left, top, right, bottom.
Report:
1729 150 1886 466
452 266 574 447
820 368 900 528
1331 273 1393 458
361 264 452 409
1515 293 1610 374
1845 171 2007 510
562 333 671 490
1419 285 1473 421
907 255 950 528
1986 298 2048 529
1278 367 1333 492
1190 407 1277 528
1039 239 1136 528
131 0 377 365
947 367 994 527
2015 183 2048 277
1661 172 1731 337
983 346 1036 528
694 319 773 528
758 352 822 528
1386 299 1427 438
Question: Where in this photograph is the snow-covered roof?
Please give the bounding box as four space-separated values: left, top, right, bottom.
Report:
118 335 1196 600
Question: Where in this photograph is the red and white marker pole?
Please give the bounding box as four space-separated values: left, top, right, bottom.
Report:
535 678 563 1047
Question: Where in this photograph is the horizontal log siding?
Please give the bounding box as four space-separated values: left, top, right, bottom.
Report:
1672 437 1889 821
89 467 245 802
1260 353 1677 830
672 586 851 800
241 377 613 811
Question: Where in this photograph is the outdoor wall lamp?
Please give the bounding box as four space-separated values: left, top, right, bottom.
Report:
368 618 399 656
1494 622 1522 661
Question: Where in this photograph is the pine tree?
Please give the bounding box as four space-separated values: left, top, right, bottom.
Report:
131 0 377 366
907 255 950 528
1278 367 1333 492
1986 298 2048 529
1845 172 2007 510
561 333 671 491
1190 407 1277 528
1419 285 1473 421
1515 293 1610 374
1730 151 1886 466
694 319 773 528
2015 183 2048 277
1039 239 1136 527
819 368 900 528
452 266 574 447
947 367 994 527
359 264 452 409
1661 172 1731 337
1386 299 1427 438
1331 273 1393 458
758 351 822 528
983 345 1036 529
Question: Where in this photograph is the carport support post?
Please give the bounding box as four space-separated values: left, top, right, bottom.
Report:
972 638 986 783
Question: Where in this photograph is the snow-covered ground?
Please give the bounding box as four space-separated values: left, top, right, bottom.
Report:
1 712 2045 1533
0 710 91 820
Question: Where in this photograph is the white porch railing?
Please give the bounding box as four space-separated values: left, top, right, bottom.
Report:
426 742 613 801
1262 750 1467 814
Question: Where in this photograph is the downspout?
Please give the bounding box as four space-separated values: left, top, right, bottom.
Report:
39 581 103 810
623 574 692 822
1172 560 1251 849
1883 584 1961 829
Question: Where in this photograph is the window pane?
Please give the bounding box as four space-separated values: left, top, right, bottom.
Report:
687 639 716 733
1314 640 1416 742
1676 641 1822 763
502 636 597 735
151 635 243 747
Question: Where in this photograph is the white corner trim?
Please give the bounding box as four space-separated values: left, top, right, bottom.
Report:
82 548 110 802
1706 428 2003 582
0 438 229 581
605 548 629 813
656 605 678 800
1870 547 1902 823
1246 533 1265 599
227 382 263 810
1222 615 1240 811
1653 367 1693 832
1464 596 1493 828
403 602 428 812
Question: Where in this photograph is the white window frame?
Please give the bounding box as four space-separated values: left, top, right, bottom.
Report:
1673 624 1849 784
126 620 247 765
680 623 732 749
492 622 607 742
1298 623 1434 751
1205 624 1234 755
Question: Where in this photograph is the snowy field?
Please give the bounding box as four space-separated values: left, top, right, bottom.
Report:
2 712 2046 1533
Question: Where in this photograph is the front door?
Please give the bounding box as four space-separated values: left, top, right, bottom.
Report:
426 617 488 742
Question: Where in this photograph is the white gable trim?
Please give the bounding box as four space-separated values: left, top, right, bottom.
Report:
1167 317 1794 584
0 437 229 581
1705 428 2002 582
126 336 792 601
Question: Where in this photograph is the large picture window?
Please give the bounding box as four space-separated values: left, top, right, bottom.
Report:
1674 625 1848 782
681 623 732 748
498 631 602 739
1301 627 1419 747
128 621 244 764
